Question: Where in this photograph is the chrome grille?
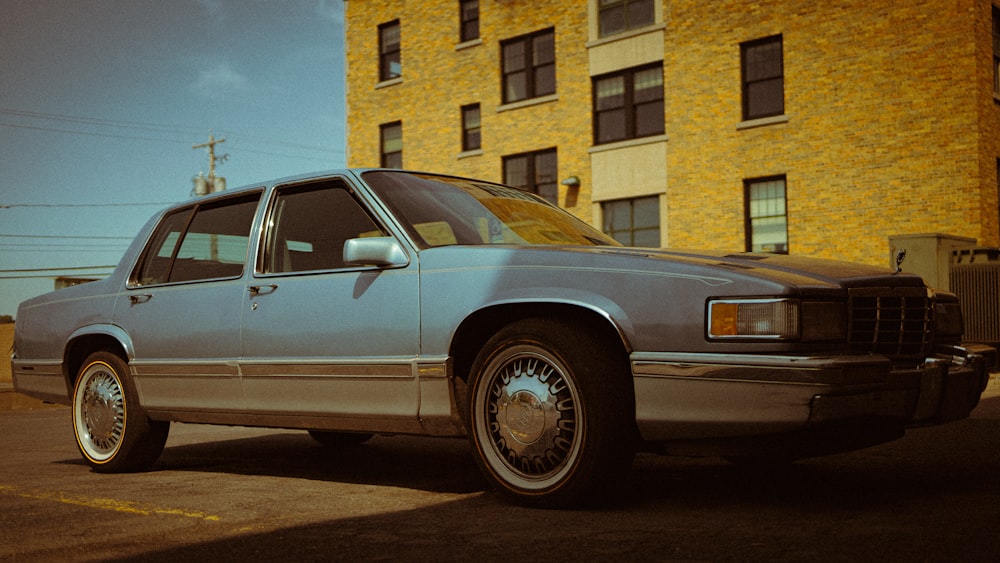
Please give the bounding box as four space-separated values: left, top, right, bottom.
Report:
848 287 933 359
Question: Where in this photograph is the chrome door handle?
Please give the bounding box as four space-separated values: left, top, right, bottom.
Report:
248 284 278 296
128 293 152 304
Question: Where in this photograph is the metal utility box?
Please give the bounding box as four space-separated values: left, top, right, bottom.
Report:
888 233 976 291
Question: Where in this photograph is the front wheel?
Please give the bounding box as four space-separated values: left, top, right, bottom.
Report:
72 351 169 472
467 318 635 508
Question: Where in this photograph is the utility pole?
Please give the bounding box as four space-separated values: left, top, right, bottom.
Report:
192 134 228 195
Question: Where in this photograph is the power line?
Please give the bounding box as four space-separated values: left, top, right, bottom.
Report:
0 107 346 156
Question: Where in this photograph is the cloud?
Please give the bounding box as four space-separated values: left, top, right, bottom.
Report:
189 61 250 99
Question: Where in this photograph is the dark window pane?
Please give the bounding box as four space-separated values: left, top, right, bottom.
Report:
602 196 659 247
598 109 627 143
634 101 664 137
381 122 402 168
462 104 481 151
596 76 625 109
632 228 660 248
627 0 655 28
503 42 525 71
501 29 555 103
504 156 528 187
460 0 479 42
533 33 554 65
742 36 784 120
534 64 556 96
599 0 653 37
746 78 784 118
592 63 663 144
599 4 625 37
505 72 527 102
379 21 401 81
503 149 558 205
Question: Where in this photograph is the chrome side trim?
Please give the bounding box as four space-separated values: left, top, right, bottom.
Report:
632 352 890 385
11 360 68 404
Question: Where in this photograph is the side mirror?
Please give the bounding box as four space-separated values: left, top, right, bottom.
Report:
343 237 408 267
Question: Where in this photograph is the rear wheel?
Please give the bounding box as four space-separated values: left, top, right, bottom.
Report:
72 351 169 472
467 318 635 507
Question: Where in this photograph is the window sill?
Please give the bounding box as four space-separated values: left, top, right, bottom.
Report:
496 93 559 113
457 149 483 160
586 23 667 49
737 114 789 130
375 77 403 90
455 38 482 51
588 134 669 154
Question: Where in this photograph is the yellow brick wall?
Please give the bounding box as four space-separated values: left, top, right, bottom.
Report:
346 0 594 220
347 0 999 266
665 0 994 265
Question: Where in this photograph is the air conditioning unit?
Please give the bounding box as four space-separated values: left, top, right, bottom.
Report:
950 248 1000 345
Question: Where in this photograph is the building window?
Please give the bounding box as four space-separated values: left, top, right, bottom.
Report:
593 63 664 145
602 196 660 247
462 104 481 151
380 122 402 168
501 29 555 104
993 6 1000 96
741 35 783 120
379 20 401 82
503 148 558 205
745 176 788 254
598 0 655 38
460 0 479 42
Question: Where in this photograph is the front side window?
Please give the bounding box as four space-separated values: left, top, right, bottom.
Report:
503 148 558 205
379 20 401 81
501 29 555 103
741 35 784 120
598 0 655 37
261 180 386 274
602 196 660 247
745 176 788 254
460 0 479 42
593 63 664 144
462 103 481 151
133 192 261 285
381 121 402 168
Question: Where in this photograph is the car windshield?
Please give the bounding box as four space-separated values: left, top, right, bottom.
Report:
362 171 621 249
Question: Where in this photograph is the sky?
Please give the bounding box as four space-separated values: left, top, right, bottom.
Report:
0 0 347 317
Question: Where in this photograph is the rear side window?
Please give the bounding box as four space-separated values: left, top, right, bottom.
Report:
133 192 262 285
261 180 386 274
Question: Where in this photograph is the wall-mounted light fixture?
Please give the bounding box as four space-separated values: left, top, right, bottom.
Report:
560 176 580 188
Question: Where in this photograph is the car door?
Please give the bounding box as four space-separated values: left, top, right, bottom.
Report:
239 178 421 425
114 191 263 413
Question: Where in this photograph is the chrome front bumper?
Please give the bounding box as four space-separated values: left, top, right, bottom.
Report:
631 344 993 444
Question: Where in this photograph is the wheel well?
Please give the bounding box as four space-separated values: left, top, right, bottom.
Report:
449 302 630 386
64 335 128 386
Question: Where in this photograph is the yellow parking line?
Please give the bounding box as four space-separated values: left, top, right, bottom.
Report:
0 485 220 521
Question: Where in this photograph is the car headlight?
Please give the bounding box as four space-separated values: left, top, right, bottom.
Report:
708 298 800 340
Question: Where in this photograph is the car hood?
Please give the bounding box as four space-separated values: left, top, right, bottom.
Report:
418 245 927 294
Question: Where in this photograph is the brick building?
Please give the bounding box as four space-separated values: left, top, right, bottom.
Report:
345 0 1000 267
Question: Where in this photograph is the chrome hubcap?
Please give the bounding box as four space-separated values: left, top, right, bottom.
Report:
80 369 124 455
485 353 577 479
